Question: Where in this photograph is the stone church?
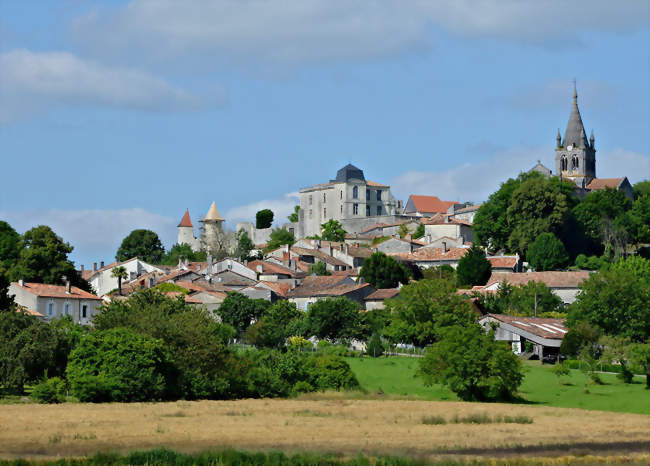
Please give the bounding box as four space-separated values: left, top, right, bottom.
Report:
531 83 633 199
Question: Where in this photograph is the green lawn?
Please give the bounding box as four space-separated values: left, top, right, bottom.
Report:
345 356 650 415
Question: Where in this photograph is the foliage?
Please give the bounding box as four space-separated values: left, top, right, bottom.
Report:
255 209 274 229
551 361 570 384
574 254 608 270
397 223 409 239
320 219 346 242
421 265 455 281
244 301 304 349
384 278 476 347
359 252 409 289
473 176 523 252
0 268 14 310
31 377 67 404
419 324 524 401
0 220 21 270
265 228 295 252
153 282 190 294
235 230 255 262
633 180 650 200
628 342 650 389
161 243 206 266
560 321 601 358
629 194 650 244
305 297 361 342
599 335 633 384
477 280 563 317
456 245 491 287
217 292 270 336
116 229 165 263
308 261 330 276
527 232 569 271
111 266 127 295
412 223 425 239
365 333 385 357
567 257 650 342
287 205 300 223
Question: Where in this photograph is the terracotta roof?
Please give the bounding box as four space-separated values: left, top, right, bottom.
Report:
288 275 353 298
12 282 102 300
178 209 193 227
390 247 470 262
188 278 233 293
290 247 349 267
187 289 228 300
423 213 471 226
156 268 199 283
318 282 371 297
346 245 374 258
174 280 208 292
361 223 391 233
258 280 292 297
16 305 45 318
365 288 401 300
487 257 518 269
453 204 482 213
332 268 360 277
247 260 304 278
485 314 568 340
485 271 590 289
366 180 389 187
586 178 624 191
408 195 459 214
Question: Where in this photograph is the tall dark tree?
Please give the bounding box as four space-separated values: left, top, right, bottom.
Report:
359 251 409 289
116 229 165 263
0 221 21 271
473 177 522 252
0 269 14 310
255 209 274 229
217 292 270 336
456 245 492 287
527 232 569 271
235 230 255 262
305 297 361 342
633 180 650 200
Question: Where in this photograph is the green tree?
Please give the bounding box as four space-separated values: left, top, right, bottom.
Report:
365 332 385 357
419 324 524 401
9 225 85 289
600 335 633 383
288 206 300 223
116 229 164 263
0 221 21 271
397 223 409 239
456 245 492 287
305 297 361 342
628 342 650 389
235 230 255 262
478 280 563 317
633 180 650 200
527 232 569 271
359 252 409 289
264 228 295 252
384 278 476 347
629 194 650 244
320 219 347 242
256 209 274 229
308 261 330 276
111 266 127 295
217 292 270 336
244 301 304 349
66 328 169 402
0 269 14 310
412 223 425 239
560 321 601 358
161 243 207 266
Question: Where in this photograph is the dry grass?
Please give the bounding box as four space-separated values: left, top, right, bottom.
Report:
1 398 649 462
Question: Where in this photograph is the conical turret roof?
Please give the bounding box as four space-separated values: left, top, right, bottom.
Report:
177 209 193 228
203 201 224 221
563 83 589 148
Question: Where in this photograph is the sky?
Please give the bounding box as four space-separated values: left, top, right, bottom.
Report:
1 0 649 268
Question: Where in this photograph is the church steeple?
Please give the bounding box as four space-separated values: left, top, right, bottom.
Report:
563 81 589 148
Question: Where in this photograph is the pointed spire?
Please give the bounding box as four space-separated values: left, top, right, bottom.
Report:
203 201 224 222
177 209 193 228
563 80 588 148
556 128 562 148
590 129 595 148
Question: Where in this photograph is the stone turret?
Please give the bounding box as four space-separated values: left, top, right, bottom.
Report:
200 201 227 254
177 209 200 251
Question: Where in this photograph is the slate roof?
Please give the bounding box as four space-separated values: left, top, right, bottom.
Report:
365 288 401 300
407 195 459 214
485 314 568 340
563 84 589 148
12 282 102 300
485 271 590 289
335 164 365 182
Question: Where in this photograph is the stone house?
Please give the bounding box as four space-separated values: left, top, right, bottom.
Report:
364 288 400 311
9 281 102 325
83 257 164 297
287 275 374 311
422 214 474 244
403 195 459 217
482 271 590 305
375 236 424 254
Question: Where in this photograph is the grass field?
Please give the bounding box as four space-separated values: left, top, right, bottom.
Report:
345 356 650 415
1 398 649 463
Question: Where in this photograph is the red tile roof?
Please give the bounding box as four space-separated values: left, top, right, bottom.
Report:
487 257 519 269
422 213 471 226
365 288 401 300
390 247 470 262
485 271 590 289
484 314 568 340
408 195 459 214
258 280 293 297
12 282 102 300
585 178 624 191
247 260 303 278
360 223 391 234
366 180 389 187
288 275 353 298
178 209 193 227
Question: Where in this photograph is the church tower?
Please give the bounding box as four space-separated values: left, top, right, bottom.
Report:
555 82 596 187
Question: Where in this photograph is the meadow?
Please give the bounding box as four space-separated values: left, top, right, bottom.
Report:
345 356 650 415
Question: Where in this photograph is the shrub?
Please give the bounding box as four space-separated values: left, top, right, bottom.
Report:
69 374 116 403
365 333 385 357
31 377 67 404
527 232 569 271
456 245 492 287
421 415 446 425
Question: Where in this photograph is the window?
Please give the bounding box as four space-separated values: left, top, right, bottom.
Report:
353 203 359 215
309 209 313 218
352 186 358 199
47 302 54 317
309 195 313 205
366 189 370 200
376 190 382 201
366 205 370 216
81 304 88 319
323 208 327 218
323 193 327 202
64 302 71 316
561 156 567 171
340 190 343 200
377 205 382 216
340 205 343 215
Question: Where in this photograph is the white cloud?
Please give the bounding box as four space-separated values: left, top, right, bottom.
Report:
226 193 300 227
0 49 225 123
71 1 649 65
0 208 177 267
389 147 650 204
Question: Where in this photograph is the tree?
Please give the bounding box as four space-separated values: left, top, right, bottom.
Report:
320 219 346 242
384 278 476 347
161 243 206 266
473 177 523 251
244 301 304 349
308 261 330 276
527 232 569 271
256 209 274 229
478 280 563 317
359 252 409 289
397 223 409 239
366 332 385 357
288 206 300 223
629 194 650 244
217 292 270 336
0 221 21 271
456 245 492 287
9 225 83 288
633 180 650 200
305 297 361 342
567 257 650 342
116 229 164 263
628 342 650 389
111 266 127 295
0 269 14 310
235 230 255 262
265 228 295 252
600 335 633 383
419 324 524 401
412 223 425 240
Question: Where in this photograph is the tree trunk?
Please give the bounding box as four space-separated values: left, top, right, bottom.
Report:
118 277 122 295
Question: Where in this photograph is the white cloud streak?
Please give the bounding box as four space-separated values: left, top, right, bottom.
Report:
72 0 649 65
0 49 225 123
225 192 300 227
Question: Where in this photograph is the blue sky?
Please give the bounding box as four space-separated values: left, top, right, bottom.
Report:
1 1 649 267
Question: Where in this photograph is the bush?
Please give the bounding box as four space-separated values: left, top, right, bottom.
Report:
456 245 492 287
527 232 569 271
365 333 385 357
69 374 116 403
31 377 67 404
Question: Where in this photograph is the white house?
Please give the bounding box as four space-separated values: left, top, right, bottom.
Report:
85 257 164 297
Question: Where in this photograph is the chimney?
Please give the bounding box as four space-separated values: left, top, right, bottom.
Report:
65 277 71 294
93 262 97 272
345 244 350 255
256 265 264 274
80 264 84 271
100 261 105 268
442 241 447 253
328 245 333 256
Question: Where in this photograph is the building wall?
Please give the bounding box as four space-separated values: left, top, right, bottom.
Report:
90 260 162 296
9 284 101 324
236 222 273 245
177 226 201 252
